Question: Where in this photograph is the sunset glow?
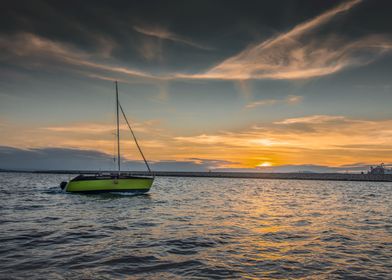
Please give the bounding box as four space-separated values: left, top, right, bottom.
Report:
0 0 391 172
258 162 272 167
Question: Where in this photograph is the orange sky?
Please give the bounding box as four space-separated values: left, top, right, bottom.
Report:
1 114 391 169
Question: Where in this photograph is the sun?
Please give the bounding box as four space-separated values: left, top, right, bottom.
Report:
258 162 272 167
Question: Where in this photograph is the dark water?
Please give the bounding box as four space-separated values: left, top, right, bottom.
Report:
0 173 391 279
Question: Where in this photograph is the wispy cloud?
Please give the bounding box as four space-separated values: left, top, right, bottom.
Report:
275 115 345 125
0 32 161 81
179 0 392 80
43 122 125 134
133 25 212 50
246 95 303 108
42 120 162 134
2 1 391 85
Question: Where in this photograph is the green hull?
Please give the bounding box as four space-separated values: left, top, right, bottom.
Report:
65 177 154 193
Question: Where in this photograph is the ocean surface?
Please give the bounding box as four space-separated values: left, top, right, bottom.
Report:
0 173 391 279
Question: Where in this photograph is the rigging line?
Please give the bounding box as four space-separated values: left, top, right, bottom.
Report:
112 94 116 166
118 102 152 174
115 81 121 174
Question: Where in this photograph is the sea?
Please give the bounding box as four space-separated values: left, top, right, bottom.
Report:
0 172 391 279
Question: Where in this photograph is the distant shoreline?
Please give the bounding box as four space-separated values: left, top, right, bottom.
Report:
1 169 392 182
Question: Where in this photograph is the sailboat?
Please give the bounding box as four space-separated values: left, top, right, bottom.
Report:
60 81 154 193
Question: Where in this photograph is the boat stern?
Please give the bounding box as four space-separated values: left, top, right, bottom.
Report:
59 181 68 190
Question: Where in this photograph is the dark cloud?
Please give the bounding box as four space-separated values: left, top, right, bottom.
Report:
0 0 390 85
0 146 115 170
0 0 390 89
3 0 378 74
0 146 233 171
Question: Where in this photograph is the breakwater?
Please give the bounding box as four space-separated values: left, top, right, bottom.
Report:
1 169 392 182
130 171 392 182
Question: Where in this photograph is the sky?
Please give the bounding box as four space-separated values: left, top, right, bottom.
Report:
1 0 392 172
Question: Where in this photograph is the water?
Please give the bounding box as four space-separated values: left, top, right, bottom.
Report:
0 173 391 279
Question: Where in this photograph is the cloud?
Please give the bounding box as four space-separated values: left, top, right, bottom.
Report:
0 146 388 173
136 37 164 61
178 0 392 80
0 146 234 171
246 95 303 108
0 118 167 161
0 146 116 171
0 32 160 81
2 1 391 84
1 114 391 170
173 115 392 167
42 121 153 134
147 158 233 171
274 115 345 125
133 25 212 51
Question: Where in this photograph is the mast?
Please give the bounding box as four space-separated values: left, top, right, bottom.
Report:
115 81 121 175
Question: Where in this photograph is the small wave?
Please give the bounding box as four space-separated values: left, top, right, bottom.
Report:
1 174 391 279
43 186 64 194
102 255 159 265
164 237 218 250
109 191 147 196
114 260 205 275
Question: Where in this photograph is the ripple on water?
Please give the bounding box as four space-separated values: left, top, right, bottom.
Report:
0 173 391 279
